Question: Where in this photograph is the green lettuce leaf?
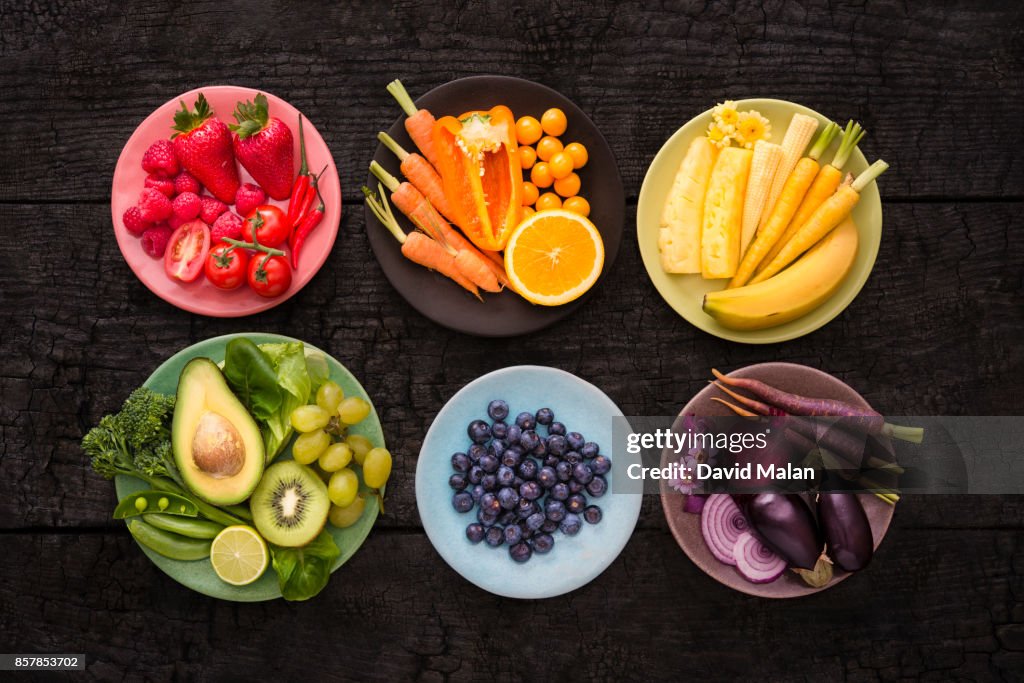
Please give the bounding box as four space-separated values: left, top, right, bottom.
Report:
259 342 313 461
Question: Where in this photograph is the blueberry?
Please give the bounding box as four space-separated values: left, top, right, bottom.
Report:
566 432 585 451
485 526 505 547
544 454 560 468
468 444 486 461
468 419 492 444
515 412 536 430
470 484 485 503
506 424 523 445
518 520 534 538
535 407 554 426
560 513 582 536
548 421 567 437
519 430 540 452
509 541 532 563
481 474 497 492
504 524 523 546
573 462 594 485
537 466 557 489
488 439 507 459
478 508 498 527
490 421 508 440
550 483 570 501
449 473 468 491
566 494 586 514
544 499 566 522
586 475 607 498
498 510 518 526
555 461 573 482
513 476 524 488
497 465 516 487
516 497 536 519
541 519 559 534
501 446 523 468
497 486 519 510
466 523 485 543
590 454 611 475
452 492 473 513
546 435 567 456
532 438 547 458
583 505 603 524
519 481 542 501
526 512 546 531
451 452 471 472
480 492 501 515
468 465 484 485
488 399 510 422
480 454 499 474
564 451 582 465
580 441 600 459
568 480 585 494
517 459 538 480
532 533 555 553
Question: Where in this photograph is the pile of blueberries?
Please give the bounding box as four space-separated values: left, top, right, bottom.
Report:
450 399 610 563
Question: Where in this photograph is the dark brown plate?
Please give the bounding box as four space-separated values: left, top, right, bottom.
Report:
365 75 624 337
659 363 895 598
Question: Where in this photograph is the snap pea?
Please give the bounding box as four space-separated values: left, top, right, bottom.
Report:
143 513 224 540
113 491 198 519
126 519 211 561
224 503 254 522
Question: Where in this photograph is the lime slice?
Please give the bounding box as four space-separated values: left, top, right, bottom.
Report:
210 525 269 586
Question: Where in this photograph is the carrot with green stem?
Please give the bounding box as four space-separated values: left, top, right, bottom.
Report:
377 131 458 227
363 183 480 299
386 79 440 170
751 159 888 284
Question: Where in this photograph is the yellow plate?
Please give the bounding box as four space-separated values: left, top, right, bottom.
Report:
637 99 882 344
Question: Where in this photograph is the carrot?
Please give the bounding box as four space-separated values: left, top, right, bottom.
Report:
454 249 499 292
386 79 440 170
377 131 459 227
751 159 888 284
728 123 839 289
363 183 480 298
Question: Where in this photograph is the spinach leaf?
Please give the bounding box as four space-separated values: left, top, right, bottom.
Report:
270 530 340 601
222 339 283 422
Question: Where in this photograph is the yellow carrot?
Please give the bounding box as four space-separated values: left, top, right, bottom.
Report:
750 160 888 284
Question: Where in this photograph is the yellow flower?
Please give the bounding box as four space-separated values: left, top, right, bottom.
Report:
706 122 731 148
736 110 771 148
713 100 740 128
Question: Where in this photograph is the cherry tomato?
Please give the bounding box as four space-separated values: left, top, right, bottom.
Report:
521 182 539 206
247 253 292 298
554 172 581 198
204 245 249 290
521 206 535 220
564 142 589 169
518 146 537 170
563 196 590 217
164 220 210 282
530 162 554 188
535 192 562 212
515 116 543 146
242 205 290 248
541 108 568 136
549 152 574 180
535 136 563 162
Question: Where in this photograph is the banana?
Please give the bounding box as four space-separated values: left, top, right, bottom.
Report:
702 218 859 330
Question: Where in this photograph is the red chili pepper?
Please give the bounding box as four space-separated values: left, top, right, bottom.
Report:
293 164 328 230
287 114 311 226
290 200 325 269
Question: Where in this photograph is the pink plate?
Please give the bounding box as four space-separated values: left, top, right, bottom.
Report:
111 86 341 317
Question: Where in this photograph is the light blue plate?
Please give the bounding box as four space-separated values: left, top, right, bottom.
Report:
416 366 641 599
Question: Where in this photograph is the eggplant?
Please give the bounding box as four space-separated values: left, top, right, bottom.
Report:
818 492 873 572
734 493 822 570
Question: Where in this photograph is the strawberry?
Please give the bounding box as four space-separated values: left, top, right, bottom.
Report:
230 94 294 200
172 192 202 221
137 188 173 222
211 212 244 243
199 196 228 224
234 182 266 218
173 170 202 196
141 139 179 177
144 173 176 197
122 206 150 236
171 93 240 204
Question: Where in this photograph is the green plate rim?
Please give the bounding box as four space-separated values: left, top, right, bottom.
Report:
114 332 384 602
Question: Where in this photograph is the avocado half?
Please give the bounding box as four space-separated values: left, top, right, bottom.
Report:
172 358 265 505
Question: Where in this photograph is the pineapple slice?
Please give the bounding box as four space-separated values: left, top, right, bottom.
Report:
659 137 717 273
701 146 752 279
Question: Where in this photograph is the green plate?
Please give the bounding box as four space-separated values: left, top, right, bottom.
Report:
637 98 882 344
114 333 384 602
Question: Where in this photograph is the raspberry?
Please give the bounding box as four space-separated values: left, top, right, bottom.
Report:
144 173 175 197
234 183 266 218
168 214 187 230
141 139 179 177
172 192 202 221
122 206 150 236
137 188 173 222
173 171 202 196
210 212 243 243
141 225 172 258
199 196 228 224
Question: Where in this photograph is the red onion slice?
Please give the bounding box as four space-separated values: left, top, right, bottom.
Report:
734 531 787 583
700 494 748 566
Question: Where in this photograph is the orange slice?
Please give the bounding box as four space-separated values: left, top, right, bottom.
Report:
503 209 605 306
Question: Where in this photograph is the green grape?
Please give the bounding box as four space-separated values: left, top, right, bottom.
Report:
346 434 373 465
363 447 393 489
316 381 344 414
328 468 359 508
318 442 353 472
292 429 330 464
328 495 367 529
337 397 371 425
290 404 331 432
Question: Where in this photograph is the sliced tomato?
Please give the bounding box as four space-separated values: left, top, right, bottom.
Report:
164 220 211 282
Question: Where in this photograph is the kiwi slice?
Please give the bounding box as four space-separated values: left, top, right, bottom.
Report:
251 461 330 547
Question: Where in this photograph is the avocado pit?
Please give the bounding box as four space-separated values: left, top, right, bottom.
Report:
191 410 245 478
